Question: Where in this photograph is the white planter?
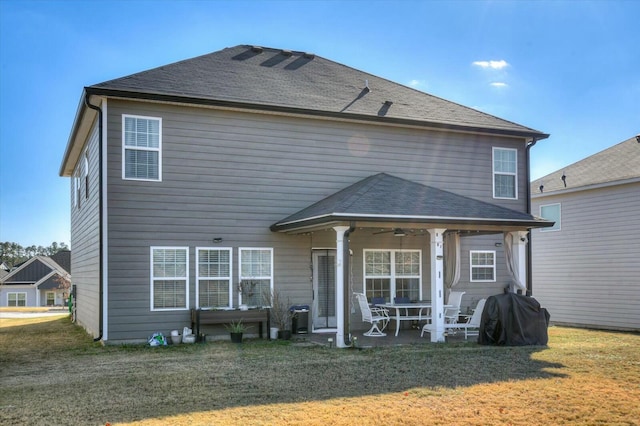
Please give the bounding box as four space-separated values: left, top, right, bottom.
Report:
270 327 280 340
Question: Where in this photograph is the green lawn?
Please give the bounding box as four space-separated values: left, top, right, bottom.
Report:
1 316 638 425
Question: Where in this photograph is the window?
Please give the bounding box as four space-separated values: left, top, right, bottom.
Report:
470 251 496 282
364 250 421 302
74 167 81 208
540 203 561 232
239 248 273 307
123 115 161 181
493 147 517 199
196 248 232 308
8 292 26 307
46 292 56 306
150 247 188 310
84 150 89 199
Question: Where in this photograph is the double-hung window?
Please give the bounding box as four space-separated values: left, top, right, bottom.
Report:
364 250 421 302
493 147 517 199
151 247 188 310
8 292 26 307
123 115 161 181
238 248 273 307
540 203 561 232
470 250 496 282
196 248 232 308
84 150 89 199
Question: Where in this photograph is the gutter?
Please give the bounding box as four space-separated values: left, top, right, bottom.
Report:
84 94 104 342
525 137 539 297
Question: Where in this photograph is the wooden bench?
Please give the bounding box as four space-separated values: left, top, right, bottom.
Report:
190 308 271 339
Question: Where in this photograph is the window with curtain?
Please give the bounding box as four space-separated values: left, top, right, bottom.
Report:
470 250 496 282
540 203 561 231
197 248 232 308
151 247 188 310
239 248 273 307
123 115 161 181
493 147 517 199
364 250 421 302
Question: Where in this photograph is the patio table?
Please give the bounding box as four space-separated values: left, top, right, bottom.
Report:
381 302 452 337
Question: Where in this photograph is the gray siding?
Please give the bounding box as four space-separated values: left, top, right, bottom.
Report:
70 120 101 337
104 100 531 341
532 182 640 331
0 286 37 307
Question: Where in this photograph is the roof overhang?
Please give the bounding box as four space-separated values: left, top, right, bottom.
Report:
59 90 99 177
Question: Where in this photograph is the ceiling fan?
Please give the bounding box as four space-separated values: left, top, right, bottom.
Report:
373 228 409 237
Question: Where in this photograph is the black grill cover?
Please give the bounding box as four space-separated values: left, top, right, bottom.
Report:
478 293 550 346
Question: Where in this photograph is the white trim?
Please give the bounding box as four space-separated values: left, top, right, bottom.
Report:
195 247 233 308
101 98 109 341
362 249 422 301
540 203 561 232
492 147 518 200
83 149 89 200
121 114 162 182
470 250 497 282
150 246 189 311
238 247 274 307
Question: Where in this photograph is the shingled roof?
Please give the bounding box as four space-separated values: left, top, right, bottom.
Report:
86 45 547 138
532 135 640 195
272 173 552 232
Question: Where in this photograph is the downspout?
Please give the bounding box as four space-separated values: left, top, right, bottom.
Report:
84 93 104 342
525 138 538 297
342 222 356 347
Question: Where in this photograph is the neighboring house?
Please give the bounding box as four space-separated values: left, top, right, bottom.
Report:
531 136 640 331
59 45 552 346
0 250 71 307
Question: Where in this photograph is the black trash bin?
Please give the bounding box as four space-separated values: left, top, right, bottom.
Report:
290 305 310 334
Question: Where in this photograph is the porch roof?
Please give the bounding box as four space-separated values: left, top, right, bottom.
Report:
270 173 554 233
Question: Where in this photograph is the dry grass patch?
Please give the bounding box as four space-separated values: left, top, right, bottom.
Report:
1 317 638 425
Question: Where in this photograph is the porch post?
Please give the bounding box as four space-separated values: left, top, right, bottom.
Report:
333 226 350 348
427 228 447 342
514 231 528 292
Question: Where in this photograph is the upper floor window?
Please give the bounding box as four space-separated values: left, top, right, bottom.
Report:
238 248 273 307
84 150 89 199
123 115 161 181
493 147 517 199
196 247 232 309
150 247 188 311
540 203 561 232
470 250 496 282
364 249 422 302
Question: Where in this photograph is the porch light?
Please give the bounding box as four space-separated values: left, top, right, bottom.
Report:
394 229 406 237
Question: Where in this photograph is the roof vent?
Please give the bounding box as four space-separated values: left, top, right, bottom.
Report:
280 49 293 57
365 79 370 92
251 46 263 53
303 52 315 59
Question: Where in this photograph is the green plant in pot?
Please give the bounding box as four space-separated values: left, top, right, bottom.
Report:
225 320 250 343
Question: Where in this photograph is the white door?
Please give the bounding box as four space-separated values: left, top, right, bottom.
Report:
312 250 336 330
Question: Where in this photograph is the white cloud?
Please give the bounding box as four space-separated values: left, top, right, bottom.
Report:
490 82 508 88
473 60 509 69
408 79 427 89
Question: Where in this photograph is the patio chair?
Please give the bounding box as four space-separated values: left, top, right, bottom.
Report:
355 293 390 337
444 291 466 324
421 298 486 340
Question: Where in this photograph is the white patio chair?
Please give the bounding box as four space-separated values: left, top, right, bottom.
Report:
421 298 486 340
354 293 390 337
444 291 466 324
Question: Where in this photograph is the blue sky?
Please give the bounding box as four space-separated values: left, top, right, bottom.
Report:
1 0 638 247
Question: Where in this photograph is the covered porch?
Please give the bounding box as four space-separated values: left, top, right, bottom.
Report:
271 173 554 348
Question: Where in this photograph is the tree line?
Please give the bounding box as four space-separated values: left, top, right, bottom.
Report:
0 241 69 269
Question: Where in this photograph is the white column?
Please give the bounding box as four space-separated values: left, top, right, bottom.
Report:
514 231 528 292
333 226 350 348
427 228 447 342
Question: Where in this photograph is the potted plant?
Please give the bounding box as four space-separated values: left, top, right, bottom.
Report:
225 320 250 343
267 288 293 340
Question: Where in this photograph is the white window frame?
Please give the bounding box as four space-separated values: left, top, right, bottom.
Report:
46 291 56 306
8 292 27 307
73 166 81 209
122 114 162 182
238 248 273 307
540 203 561 232
84 149 90 200
470 250 496 282
150 246 189 311
492 147 518 200
196 247 233 309
363 249 422 302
